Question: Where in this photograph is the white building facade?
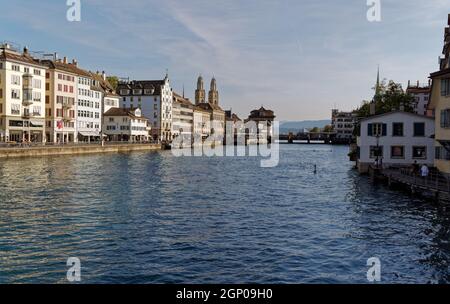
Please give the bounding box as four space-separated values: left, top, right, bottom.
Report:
406 81 431 116
77 73 102 142
117 74 172 142
0 45 47 143
331 109 357 142
103 107 150 142
172 93 194 143
193 106 211 142
357 111 435 173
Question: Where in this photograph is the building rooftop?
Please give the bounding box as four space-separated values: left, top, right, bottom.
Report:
117 80 167 96
195 102 224 113
359 110 434 122
0 45 47 68
104 107 149 120
173 92 194 107
248 107 275 119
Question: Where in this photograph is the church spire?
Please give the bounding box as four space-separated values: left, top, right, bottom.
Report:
370 66 381 116
375 65 381 96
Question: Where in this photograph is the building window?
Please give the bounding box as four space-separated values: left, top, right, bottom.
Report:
392 123 404 136
391 146 405 159
11 75 20 85
11 89 20 99
11 103 20 115
436 146 450 160
413 122 425 137
370 146 383 159
367 123 386 137
413 146 427 159
441 79 450 96
441 109 450 128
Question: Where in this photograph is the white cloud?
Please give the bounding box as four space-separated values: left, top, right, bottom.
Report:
1 0 447 119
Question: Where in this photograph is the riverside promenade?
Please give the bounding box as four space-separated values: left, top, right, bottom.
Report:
0 142 161 159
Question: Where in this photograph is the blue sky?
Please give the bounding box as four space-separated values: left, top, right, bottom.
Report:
0 0 448 120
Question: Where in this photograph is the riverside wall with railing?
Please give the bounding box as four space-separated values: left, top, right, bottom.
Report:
0 142 161 159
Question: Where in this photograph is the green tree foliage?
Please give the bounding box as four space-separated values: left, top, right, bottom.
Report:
355 80 415 118
323 125 333 133
106 76 119 90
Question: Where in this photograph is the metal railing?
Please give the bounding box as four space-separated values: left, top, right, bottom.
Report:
386 167 450 193
0 140 160 149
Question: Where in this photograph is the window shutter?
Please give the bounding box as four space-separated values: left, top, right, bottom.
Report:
382 124 387 136
368 123 373 136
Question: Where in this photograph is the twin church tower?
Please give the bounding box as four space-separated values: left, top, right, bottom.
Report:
195 75 219 106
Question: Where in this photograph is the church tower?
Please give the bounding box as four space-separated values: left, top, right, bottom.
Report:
195 75 206 105
208 77 219 106
370 66 381 116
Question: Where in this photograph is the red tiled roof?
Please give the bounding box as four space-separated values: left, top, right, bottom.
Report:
0 49 47 68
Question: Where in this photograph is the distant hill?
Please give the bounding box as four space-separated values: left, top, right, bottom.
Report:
279 120 330 134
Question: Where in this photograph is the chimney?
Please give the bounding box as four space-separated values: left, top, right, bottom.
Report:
102 71 106 81
370 101 376 116
448 13 450 26
417 80 420 87
408 80 410 87
72 59 77 66
23 46 29 55
63 56 68 64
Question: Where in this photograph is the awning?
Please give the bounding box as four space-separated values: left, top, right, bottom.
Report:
79 131 100 137
30 119 44 127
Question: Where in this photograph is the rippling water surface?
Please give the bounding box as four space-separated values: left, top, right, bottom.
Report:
1 145 450 283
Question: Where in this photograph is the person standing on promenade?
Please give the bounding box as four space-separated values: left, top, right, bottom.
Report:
421 164 429 179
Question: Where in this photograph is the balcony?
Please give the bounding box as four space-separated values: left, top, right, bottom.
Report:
63 114 73 122
22 90 33 106
62 100 74 108
22 110 31 119
22 73 33 90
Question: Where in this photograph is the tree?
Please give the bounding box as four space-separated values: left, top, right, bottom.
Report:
106 76 119 90
355 80 415 118
323 125 333 133
309 127 320 133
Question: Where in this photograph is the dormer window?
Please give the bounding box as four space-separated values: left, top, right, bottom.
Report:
133 89 142 95
120 89 130 95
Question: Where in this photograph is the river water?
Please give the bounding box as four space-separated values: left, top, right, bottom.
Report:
0 145 449 283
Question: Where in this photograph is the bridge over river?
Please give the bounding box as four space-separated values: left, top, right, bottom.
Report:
278 132 350 145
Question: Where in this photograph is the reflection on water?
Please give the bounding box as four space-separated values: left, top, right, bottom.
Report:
0 146 449 283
